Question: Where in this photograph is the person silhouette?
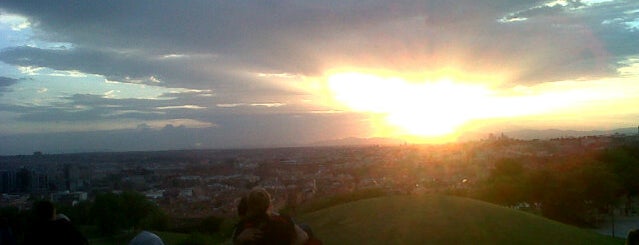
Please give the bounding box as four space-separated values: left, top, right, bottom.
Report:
628 229 639 245
24 200 88 245
233 187 309 245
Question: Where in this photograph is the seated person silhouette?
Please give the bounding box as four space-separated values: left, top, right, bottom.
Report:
233 188 309 245
24 200 88 245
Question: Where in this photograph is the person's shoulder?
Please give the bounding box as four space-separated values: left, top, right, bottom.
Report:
267 214 295 232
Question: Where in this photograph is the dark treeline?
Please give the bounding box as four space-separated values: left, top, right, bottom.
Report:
472 144 639 226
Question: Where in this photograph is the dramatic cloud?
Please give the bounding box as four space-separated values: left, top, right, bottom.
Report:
4 0 635 88
0 76 18 92
0 0 638 154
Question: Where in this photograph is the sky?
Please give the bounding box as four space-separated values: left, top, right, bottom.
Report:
0 0 638 155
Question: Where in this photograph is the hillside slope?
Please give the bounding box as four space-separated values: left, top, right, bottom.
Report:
300 195 622 245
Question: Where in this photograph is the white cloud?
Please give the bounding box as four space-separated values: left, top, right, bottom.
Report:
544 0 570 8
160 53 187 59
581 0 615 5
49 70 88 77
156 105 206 110
105 110 164 117
216 103 244 108
103 90 119 98
18 66 42 75
617 57 639 76
250 103 285 108
0 13 31 31
498 16 528 23
149 76 161 83
625 18 639 31
256 72 297 78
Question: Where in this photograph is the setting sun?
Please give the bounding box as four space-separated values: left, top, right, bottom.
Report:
327 72 491 139
326 72 639 142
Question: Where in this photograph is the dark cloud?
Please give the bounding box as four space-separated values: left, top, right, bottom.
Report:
5 91 310 124
0 76 19 92
0 112 371 155
3 0 629 88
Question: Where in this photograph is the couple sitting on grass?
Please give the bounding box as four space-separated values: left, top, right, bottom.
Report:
233 187 321 245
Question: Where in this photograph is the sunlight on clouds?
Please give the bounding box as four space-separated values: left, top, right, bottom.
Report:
216 103 243 108
104 110 165 118
617 57 639 76
326 72 639 140
215 103 286 108
327 72 491 137
160 53 188 59
250 103 286 108
252 70 326 98
49 70 88 77
625 18 639 31
18 66 43 75
256 72 297 78
544 0 570 7
581 0 615 5
0 13 31 31
103 90 119 99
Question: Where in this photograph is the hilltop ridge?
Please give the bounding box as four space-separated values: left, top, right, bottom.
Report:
300 194 622 245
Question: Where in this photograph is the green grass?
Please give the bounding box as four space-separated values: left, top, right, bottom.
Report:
299 194 624 245
88 193 624 244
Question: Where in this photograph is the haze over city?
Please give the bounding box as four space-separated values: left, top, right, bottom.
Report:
1 0 639 155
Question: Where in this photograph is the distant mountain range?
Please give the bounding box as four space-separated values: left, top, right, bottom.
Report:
310 127 639 146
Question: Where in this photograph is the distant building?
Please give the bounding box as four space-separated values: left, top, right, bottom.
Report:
0 170 16 193
50 191 88 206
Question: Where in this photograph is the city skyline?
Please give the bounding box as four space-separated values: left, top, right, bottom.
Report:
1 1 639 155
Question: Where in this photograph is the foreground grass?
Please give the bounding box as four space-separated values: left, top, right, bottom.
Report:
300 194 624 245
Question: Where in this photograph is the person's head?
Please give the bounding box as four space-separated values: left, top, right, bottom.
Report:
246 187 271 218
33 200 56 222
129 230 165 245
628 229 639 245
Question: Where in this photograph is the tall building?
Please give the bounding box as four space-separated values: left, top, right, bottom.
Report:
15 168 32 193
0 170 16 193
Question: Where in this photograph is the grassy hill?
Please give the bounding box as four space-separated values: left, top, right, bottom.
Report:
300 194 623 245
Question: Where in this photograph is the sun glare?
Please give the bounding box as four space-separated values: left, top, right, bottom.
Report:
325 72 638 141
327 72 491 140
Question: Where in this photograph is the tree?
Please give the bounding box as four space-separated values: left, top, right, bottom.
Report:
91 191 165 235
91 192 124 235
479 158 527 206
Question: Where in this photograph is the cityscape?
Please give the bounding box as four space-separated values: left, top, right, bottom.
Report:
3 133 637 219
